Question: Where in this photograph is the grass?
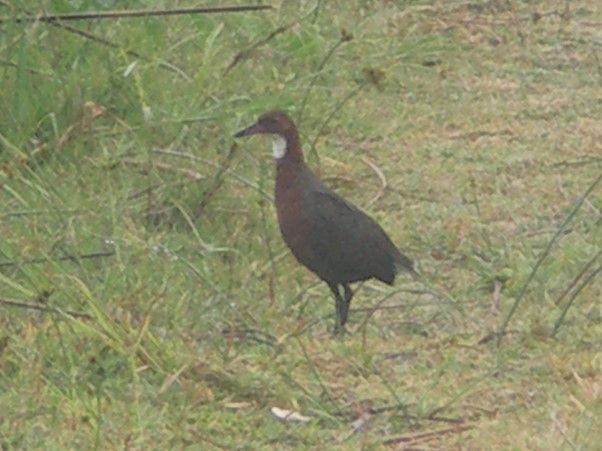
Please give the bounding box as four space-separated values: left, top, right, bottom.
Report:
1 0 601 448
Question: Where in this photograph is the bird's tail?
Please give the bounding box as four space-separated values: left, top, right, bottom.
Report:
394 252 419 279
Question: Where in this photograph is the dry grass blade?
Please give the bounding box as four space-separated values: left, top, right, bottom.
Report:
0 297 92 319
554 248 602 306
498 172 602 345
121 159 205 181
553 262 602 336
362 157 387 208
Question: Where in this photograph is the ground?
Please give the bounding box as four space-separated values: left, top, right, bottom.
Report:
1 0 601 449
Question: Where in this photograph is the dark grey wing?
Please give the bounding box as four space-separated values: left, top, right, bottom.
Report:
304 187 411 284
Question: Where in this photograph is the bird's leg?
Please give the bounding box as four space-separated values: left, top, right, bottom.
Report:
341 284 353 326
328 283 346 335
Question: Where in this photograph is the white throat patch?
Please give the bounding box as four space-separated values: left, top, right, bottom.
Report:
271 136 287 159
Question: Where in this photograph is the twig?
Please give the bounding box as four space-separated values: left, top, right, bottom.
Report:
382 424 474 446
551 411 578 450
1 209 81 218
187 430 232 450
4 6 195 79
258 189 278 308
0 297 92 319
220 327 278 347
47 20 191 79
197 143 239 213
2 5 272 23
294 336 342 410
461 404 498 419
450 129 513 141
556 174 568 199
584 198 601 219
0 251 115 268
225 2 319 73
153 148 273 201
126 182 166 201
357 289 402 337
309 82 368 156
0 58 53 76
551 157 602 167
449 10 563 27
311 0 323 24
477 329 518 345
469 174 481 216
225 25 289 73
298 29 353 124
353 302 430 313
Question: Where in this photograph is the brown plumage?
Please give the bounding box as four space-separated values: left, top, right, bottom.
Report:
234 110 416 333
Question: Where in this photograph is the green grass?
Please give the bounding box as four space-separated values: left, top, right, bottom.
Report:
1 0 601 448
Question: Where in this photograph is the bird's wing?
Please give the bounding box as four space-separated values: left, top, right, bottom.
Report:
304 188 399 282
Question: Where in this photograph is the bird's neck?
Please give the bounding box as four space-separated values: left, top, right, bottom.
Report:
274 127 304 164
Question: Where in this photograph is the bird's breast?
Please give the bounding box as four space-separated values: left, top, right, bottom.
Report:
274 166 318 267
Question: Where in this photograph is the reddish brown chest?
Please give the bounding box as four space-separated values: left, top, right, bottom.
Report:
274 162 315 265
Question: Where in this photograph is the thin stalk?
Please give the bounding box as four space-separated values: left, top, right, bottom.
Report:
497 172 602 345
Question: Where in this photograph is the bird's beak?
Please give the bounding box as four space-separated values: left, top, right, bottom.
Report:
233 121 263 138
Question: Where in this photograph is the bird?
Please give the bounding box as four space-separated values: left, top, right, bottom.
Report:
234 110 416 333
